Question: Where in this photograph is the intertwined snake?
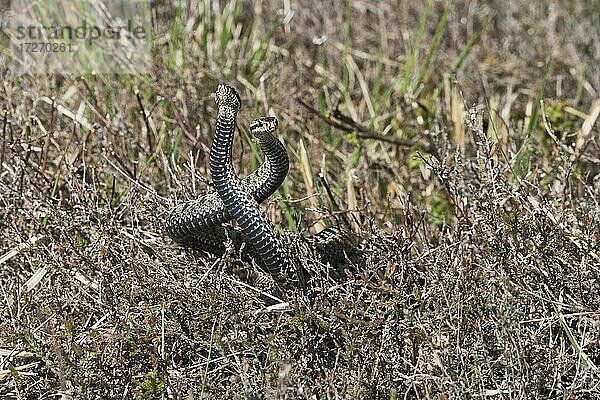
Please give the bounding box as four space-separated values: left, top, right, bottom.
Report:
167 84 359 274
165 116 288 247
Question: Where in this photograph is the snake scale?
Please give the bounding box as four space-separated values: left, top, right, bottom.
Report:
167 84 359 274
165 116 288 249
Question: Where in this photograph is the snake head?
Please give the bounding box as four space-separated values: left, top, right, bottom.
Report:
214 84 241 114
249 116 279 139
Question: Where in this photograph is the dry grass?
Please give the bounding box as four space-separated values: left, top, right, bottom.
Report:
1 0 599 398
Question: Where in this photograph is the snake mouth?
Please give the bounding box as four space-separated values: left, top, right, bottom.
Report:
249 116 278 136
214 84 241 111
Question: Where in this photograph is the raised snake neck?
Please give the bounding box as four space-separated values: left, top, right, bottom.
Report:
168 84 361 274
165 116 289 247
209 84 292 274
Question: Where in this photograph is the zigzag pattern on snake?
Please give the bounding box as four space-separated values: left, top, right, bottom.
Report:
166 84 360 274
166 116 288 241
165 115 289 257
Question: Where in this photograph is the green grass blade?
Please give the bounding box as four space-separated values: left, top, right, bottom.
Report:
373 0 432 118
525 57 552 139
415 1 451 89
433 16 489 98
514 57 552 175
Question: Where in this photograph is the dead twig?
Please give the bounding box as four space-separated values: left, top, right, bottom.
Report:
296 98 413 147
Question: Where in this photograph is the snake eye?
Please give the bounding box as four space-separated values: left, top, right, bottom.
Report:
250 116 279 135
249 119 260 131
261 117 278 131
267 117 278 131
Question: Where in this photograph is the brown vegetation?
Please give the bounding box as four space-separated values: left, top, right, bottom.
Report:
1 0 599 398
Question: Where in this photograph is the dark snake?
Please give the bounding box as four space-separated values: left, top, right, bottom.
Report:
167 84 359 274
208 85 291 273
166 116 288 244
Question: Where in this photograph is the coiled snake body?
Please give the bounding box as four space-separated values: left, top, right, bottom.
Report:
165 115 288 253
167 84 359 274
209 85 291 274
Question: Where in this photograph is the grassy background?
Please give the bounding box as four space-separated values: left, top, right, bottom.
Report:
1 0 599 398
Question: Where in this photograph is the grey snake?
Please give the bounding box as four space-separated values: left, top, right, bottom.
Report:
165 115 288 253
166 84 359 274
